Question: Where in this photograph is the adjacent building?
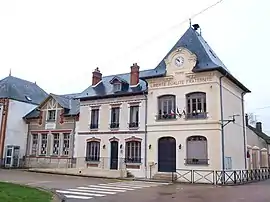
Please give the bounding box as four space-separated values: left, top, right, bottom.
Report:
74 24 251 179
0 75 48 167
76 66 147 178
245 114 270 169
24 93 79 168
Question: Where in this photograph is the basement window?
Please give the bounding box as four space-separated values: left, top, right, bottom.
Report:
25 96 32 101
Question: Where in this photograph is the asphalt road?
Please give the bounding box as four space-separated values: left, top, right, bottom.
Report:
1 169 270 202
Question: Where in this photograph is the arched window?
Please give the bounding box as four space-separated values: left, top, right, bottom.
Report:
157 95 176 120
125 141 141 163
186 92 207 119
85 141 100 162
186 136 208 165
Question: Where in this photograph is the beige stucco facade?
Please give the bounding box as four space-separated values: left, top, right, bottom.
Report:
76 95 147 178
146 47 246 178
74 47 248 179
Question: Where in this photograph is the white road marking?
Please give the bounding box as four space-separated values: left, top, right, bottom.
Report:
64 195 93 199
70 188 117 195
88 185 134 190
56 190 105 197
98 183 147 188
56 181 170 200
85 186 127 192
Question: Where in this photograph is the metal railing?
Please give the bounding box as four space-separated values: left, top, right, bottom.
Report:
173 168 270 185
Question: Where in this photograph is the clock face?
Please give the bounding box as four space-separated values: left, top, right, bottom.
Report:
175 56 184 67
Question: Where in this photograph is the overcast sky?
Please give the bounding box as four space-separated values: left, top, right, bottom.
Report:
0 0 269 132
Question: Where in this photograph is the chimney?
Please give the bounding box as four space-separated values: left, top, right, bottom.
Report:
92 67 102 86
130 63 140 86
245 113 249 126
256 122 262 132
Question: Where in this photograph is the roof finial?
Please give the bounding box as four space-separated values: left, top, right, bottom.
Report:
9 68 11 76
189 18 192 27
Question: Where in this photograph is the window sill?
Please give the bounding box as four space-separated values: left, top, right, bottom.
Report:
128 127 139 130
156 118 177 122
110 127 120 131
125 162 142 166
185 163 209 166
90 128 99 131
185 117 208 121
85 159 100 164
125 162 141 169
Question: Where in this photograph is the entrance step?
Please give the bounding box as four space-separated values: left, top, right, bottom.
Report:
152 172 177 182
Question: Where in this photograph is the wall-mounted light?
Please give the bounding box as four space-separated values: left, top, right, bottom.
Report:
148 144 152 149
120 144 123 149
103 145 106 149
178 144 182 149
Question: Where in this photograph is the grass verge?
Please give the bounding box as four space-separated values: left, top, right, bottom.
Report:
0 181 52 202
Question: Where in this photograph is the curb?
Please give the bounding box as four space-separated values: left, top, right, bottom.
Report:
24 169 172 184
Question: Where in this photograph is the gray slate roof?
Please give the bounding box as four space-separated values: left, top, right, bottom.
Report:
24 93 80 119
247 125 270 144
0 75 48 105
76 25 250 101
76 73 147 100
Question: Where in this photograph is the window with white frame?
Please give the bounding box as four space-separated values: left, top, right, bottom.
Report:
186 92 207 119
52 133 60 155
90 108 99 129
125 141 141 163
31 134 38 155
113 83 122 92
47 110 56 121
157 95 176 120
186 136 208 165
62 133 70 156
40 134 48 155
129 105 139 128
85 141 100 161
110 107 120 128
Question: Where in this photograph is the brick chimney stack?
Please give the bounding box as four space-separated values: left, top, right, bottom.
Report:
92 67 102 86
130 63 140 86
256 122 262 132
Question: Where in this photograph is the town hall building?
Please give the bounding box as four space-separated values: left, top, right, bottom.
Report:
74 24 251 180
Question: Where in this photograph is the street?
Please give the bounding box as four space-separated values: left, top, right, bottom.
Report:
1 169 270 202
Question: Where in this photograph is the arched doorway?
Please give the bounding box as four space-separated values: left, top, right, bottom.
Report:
158 137 176 172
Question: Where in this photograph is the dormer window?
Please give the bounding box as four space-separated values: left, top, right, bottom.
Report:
113 83 122 92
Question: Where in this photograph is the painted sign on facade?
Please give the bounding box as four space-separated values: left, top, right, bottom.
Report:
149 73 214 89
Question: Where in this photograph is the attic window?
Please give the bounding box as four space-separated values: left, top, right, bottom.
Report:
113 83 122 92
25 96 32 101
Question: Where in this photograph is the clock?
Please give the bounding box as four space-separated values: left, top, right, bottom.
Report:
175 56 184 67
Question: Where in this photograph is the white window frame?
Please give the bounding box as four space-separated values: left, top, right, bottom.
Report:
31 134 38 155
62 133 70 156
51 133 60 156
40 134 48 155
113 83 122 92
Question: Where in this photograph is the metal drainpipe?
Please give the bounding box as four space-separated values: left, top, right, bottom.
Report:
143 89 148 179
71 115 76 168
241 92 247 169
219 73 227 176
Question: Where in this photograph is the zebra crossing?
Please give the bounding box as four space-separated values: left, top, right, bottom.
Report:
56 181 171 200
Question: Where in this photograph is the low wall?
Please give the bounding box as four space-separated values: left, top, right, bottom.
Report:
28 167 127 179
